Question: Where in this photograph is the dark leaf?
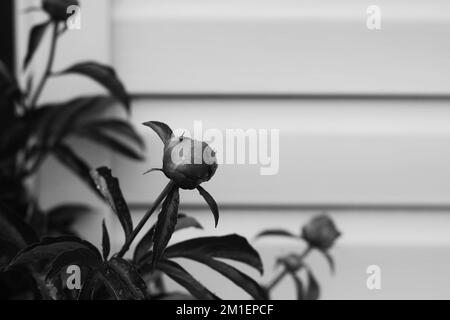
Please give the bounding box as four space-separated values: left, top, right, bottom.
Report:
255 229 298 240
182 255 267 300
0 201 38 250
319 249 335 274
152 185 179 268
133 225 155 264
78 270 100 300
99 258 147 300
101 220 110 261
175 213 203 232
52 144 100 197
143 168 163 175
305 268 320 300
56 61 130 112
23 21 50 70
142 121 173 144
46 247 103 280
197 186 219 228
289 272 305 300
164 234 263 274
76 127 144 161
156 259 218 300
91 167 133 241
47 204 92 231
6 236 102 272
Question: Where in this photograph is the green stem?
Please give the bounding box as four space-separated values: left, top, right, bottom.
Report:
116 181 176 258
266 246 312 291
29 21 58 108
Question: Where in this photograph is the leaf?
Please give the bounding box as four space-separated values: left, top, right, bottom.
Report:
6 236 102 272
156 259 218 300
164 234 263 274
319 249 335 274
175 213 203 232
46 247 103 280
0 201 38 251
23 21 50 70
92 167 133 241
143 168 163 175
47 204 92 232
197 186 219 228
101 220 110 261
142 121 173 144
99 258 147 300
78 271 100 300
305 268 320 300
255 229 298 240
76 127 144 161
133 226 155 264
152 185 180 268
52 144 101 197
182 255 267 300
57 61 130 112
289 272 305 300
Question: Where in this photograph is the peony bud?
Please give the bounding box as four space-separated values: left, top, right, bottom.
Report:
42 0 79 21
162 136 218 190
301 214 341 251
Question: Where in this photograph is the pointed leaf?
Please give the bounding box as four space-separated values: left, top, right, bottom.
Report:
101 220 110 261
133 225 155 264
156 259 218 300
92 167 133 241
305 268 320 300
152 186 180 268
175 213 203 232
7 236 102 271
52 144 101 197
289 272 305 300
182 255 267 300
23 21 50 70
255 229 298 240
164 234 263 274
197 186 219 227
142 121 173 144
46 247 103 280
99 258 147 300
57 62 130 112
319 249 335 274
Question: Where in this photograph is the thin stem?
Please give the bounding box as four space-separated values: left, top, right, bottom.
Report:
116 181 176 258
266 246 312 291
29 21 59 108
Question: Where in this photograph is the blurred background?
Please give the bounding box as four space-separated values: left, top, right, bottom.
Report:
7 0 450 299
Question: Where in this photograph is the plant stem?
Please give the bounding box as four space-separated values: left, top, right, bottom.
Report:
116 181 175 258
266 246 312 291
30 21 59 108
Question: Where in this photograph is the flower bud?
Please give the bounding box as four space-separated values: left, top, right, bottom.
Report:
162 136 217 190
42 0 79 21
301 214 340 251
277 254 303 272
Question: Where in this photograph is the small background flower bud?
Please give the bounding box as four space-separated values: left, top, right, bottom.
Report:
301 214 341 251
42 0 79 21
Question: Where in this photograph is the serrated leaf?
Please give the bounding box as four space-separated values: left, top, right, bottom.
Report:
6 236 102 272
182 255 267 300
197 186 219 228
52 144 101 197
92 167 133 241
101 220 110 261
23 21 50 70
164 234 263 274
57 62 130 112
156 259 218 300
255 229 298 240
46 247 103 280
99 258 147 300
142 121 173 144
152 185 179 268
